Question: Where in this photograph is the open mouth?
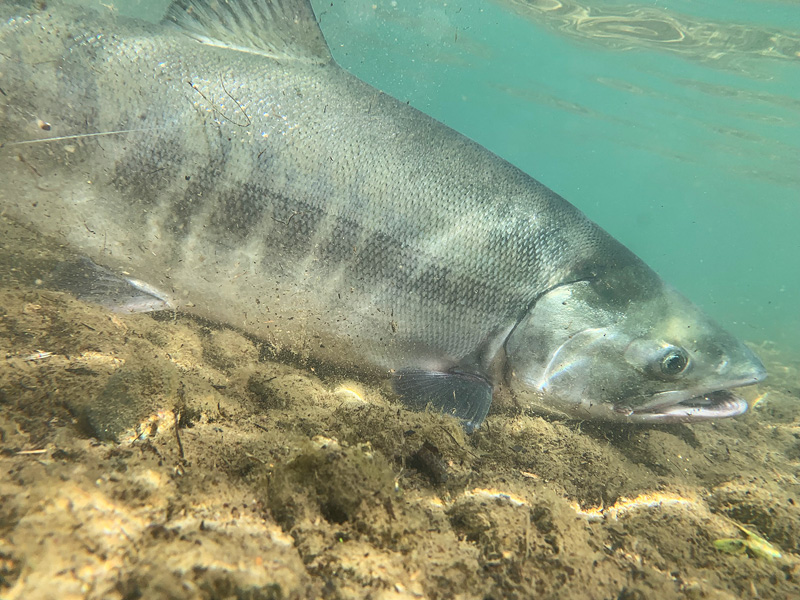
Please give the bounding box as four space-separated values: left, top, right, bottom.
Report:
615 367 766 423
632 390 749 422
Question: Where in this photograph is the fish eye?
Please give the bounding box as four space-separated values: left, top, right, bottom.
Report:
659 346 690 377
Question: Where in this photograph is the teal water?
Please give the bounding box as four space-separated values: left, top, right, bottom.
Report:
77 0 800 356
308 0 800 357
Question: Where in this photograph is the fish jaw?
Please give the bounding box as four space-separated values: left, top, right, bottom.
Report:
621 391 750 422
512 376 762 424
613 388 752 423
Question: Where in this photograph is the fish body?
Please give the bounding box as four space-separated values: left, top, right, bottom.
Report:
0 0 765 428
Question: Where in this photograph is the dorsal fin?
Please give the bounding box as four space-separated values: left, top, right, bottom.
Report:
163 0 332 64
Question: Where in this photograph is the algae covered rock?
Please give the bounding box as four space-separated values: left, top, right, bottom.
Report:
268 436 396 529
68 360 179 443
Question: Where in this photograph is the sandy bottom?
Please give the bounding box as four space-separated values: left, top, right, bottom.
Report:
1 215 799 600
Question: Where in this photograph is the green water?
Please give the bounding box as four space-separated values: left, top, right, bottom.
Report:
74 0 800 356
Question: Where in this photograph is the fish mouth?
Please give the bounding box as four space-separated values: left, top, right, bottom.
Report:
621 390 749 422
615 370 766 422
614 362 767 422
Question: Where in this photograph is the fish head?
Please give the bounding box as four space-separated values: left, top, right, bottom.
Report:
504 263 766 423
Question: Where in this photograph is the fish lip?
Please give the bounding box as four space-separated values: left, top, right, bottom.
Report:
615 371 766 422
630 390 749 422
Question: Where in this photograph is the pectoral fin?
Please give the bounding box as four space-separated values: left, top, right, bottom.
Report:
393 369 493 433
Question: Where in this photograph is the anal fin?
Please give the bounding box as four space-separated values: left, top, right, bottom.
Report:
48 258 172 314
393 369 493 433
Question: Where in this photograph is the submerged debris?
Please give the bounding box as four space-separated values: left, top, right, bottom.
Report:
715 523 783 560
